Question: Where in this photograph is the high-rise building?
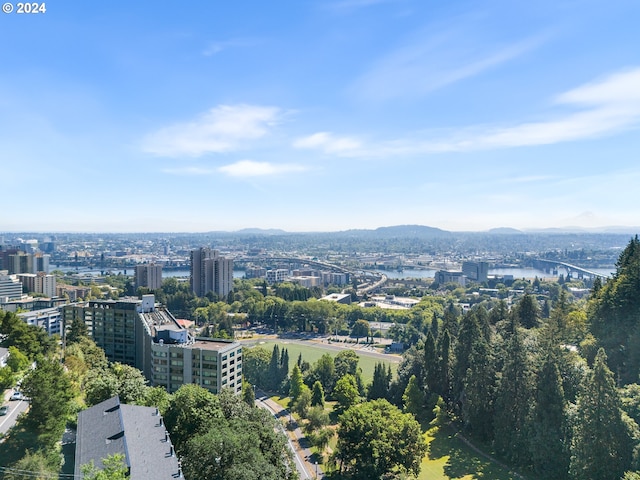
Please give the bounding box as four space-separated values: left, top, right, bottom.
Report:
17 272 56 297
462 261 489 283
7 252 49 274
190 248 233 298
135 263 163 290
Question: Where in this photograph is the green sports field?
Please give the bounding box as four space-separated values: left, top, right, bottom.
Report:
248 339 398 382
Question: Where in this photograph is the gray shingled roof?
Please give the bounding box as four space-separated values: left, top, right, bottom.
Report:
74 396 182 479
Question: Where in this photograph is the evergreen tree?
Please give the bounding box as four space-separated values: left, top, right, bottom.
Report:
493 326 534 467
403 374 425 419
423 331 438 395
311 380 325 407
430 312 439 340
453 312 482 410
589 236 640 384
515 293 540 329
437 329 452 405
462 335 495 442
279 347 289 386
570 349 634 480
289 364 304 402
267 345 280 391
531 351 570 479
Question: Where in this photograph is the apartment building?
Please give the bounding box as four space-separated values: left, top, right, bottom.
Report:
62 295 242 395
190 248 233 298
135 263 163 290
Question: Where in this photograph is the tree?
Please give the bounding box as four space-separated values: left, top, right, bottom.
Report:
82 454 128 480
242 380 255 406
515 293 540 329
335 350 360 379
402 374 425 419
570 349 634 480
4 450 59 480
531 351 570 479
368 362 391 401
84 363 148 406
292 385 312 418
462 335 495 442
305 405 330 434
21 358 76 448
311 380 325 407
306 353 336 394
164 384 222 449
335 399 427 479
7 346 30 372
242 346 271 389
66 315 89 345
333 374 359 414
289 364 304 403
493 326 535 466
351 319 370 342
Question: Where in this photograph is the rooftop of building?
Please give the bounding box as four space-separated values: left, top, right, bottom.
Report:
74 396 182 480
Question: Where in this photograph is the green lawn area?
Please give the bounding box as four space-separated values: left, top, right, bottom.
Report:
252 340 397 382
419 427 524 480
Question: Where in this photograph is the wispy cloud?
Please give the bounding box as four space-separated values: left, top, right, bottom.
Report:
218 160 308 177
293 132 361 154
203 38 258 56
163 160 309 178
326 0 401 12
353 31 545 102
142 104 282 157
305 67 640 157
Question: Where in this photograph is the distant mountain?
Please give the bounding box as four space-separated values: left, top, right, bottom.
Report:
234 228 289 235
525 226 640 234
486 227 524 234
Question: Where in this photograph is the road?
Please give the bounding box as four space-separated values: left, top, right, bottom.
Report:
0 397 29 436
255 389 321 479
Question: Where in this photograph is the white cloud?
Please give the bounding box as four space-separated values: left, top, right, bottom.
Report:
203 38 258 56
353 31 544 102
162 166 217 176
293 132 361 154
304 67 640 157
218 160 308 177
142 104 282 157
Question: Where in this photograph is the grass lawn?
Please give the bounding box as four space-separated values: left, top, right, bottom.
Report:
419 426 524 480
253 340 397 383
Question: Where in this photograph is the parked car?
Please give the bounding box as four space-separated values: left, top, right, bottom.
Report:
0 405 8 416
10 391 24 401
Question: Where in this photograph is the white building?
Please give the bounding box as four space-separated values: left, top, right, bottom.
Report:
18 307 62 335
266 269 288 284
0 270 23 302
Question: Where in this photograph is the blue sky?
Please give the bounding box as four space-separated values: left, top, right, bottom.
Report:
2 0 640 232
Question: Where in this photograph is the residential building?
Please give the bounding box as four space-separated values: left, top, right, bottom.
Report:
266 269 288 284
7 252 49 274
17 272 56 297
135 263 163 290
74 396 182 480
17 307 62 335
289 276 321 288
462 261 489 283
0 270 23 303
62 295 242 395
190 248 233 298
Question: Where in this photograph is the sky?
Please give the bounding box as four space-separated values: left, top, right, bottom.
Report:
1 0 640 233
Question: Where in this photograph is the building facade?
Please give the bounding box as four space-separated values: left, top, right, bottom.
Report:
0 270 23 302
17 272 56 297
62 295 242 395
190 248 233 298
462 261 489 283
135 263 163 290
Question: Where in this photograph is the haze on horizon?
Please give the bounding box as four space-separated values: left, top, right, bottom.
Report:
2 1 639 233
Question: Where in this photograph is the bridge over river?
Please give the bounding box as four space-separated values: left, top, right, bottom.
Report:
532 258 610 279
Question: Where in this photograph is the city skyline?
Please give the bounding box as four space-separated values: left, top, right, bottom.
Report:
2 0 640 232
